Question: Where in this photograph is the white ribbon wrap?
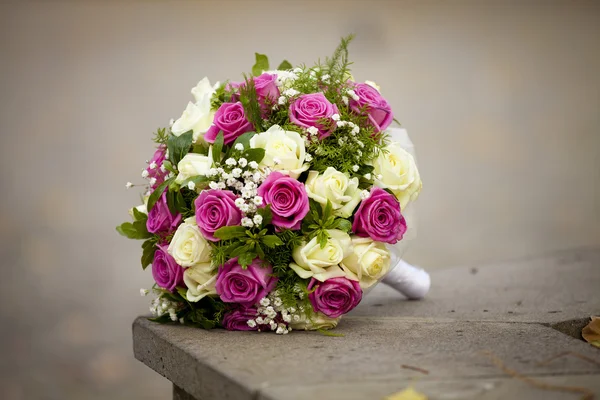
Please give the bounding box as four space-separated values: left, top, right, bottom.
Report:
382 260 431 299
380 126 430 299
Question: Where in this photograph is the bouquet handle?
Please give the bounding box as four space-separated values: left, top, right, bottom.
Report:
382 260 430 300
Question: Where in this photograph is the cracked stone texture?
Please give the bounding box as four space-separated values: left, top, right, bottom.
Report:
133 247 600 399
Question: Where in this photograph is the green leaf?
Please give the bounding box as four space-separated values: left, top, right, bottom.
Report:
132 207 147 222
146 178 174 212
317 328 345 337
277 60 293 70
167 189 187 214
167 130 193 166
148 314 172 324
323 200 333 219
141 239 156 269
161 160 176 174
243 148 265 163
333 218 352 232
214 225 248 240
317 230 330 249
256 205 273 227
116 221 152 240
232 131 256 149
252 53 269 76
176 287 188 300
212 131 224 166
230 243 253 258
261 235 284 248
238 251 256 267
255 244 265 260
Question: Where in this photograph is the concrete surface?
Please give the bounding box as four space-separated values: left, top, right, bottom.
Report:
133 248 600 399
352 247 600 323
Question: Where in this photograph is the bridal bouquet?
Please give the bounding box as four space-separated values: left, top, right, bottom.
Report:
118 36 422 334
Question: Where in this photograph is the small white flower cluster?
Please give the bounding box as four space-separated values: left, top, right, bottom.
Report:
273 70 299 88
247 291 303 335
206 150 269 227
149 294 182 322
333 119 365 161
345 88 360 102
277 87 301 106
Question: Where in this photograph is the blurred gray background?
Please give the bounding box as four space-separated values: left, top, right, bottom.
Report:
1 0 599 399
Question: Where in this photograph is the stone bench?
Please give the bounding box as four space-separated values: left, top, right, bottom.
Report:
133 247 600 399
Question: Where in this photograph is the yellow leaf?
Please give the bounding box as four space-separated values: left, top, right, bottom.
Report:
582 316 600 346
385 387 428 400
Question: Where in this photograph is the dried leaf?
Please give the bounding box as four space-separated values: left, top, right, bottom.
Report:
582 316 600 348
385 387 428 400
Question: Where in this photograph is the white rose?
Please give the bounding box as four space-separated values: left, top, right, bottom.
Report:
172 77 219 143
290 312 341 331
183 262 217 302
174 147 213 184
168 217 211 267
249 125 309 178
305 167 361 218
191 77 219 104
289 229 353 281
373 139 422 209
341 237 391 289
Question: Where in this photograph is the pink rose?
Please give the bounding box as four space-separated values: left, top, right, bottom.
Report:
289 93 339 139
194 189 242 242
145 145 168 189
222 307 259 331
152 244 184 292
257 172 309 230
352 187 406 244
215 257 278 306
308 277 362 318
349 83 393 133
204 102 254 145
252 73 280 116
146 192 182 234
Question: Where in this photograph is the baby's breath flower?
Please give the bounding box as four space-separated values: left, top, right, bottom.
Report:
364 173 372 180
247 319 257 328
253 214 263 225
125 182 133 189
331 113 340 121
352 165 360 172
259 297 270 307
278 96 286 105
360 190 371 200
248 161 258 169
342 95 349 105
283 88 300 97
253 196 263 206
149 177 157 186
232 168 242 178
225 158 236 166
241 217 254 228
238 158 248 168
140 288 149 296
187 181 196 190
209 181 219 190
141 169 149 178
307 126 319 136
235 143 244 151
